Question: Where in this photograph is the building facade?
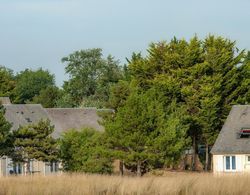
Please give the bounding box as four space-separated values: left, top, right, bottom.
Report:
211 105 250 173
0 97 106 176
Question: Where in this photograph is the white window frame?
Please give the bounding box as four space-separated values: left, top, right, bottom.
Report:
224 155 237 172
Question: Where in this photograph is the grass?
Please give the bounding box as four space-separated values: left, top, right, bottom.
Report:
0 172 250 195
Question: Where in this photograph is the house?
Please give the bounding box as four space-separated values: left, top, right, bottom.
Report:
211 105 250 173
0 97 106 176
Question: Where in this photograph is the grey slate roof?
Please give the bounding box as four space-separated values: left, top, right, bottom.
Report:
4 104 49 131
0 97 11 105
211 105 250 154
3 104 104 139
46 108 104 138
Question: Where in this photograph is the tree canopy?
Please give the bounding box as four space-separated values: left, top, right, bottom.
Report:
13 68 55 104
12 120 58 164
59 128 113 174
0 66 15 98
105 89 189 175
62 48 123 107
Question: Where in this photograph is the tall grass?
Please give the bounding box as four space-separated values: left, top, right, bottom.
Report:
0 172 250 195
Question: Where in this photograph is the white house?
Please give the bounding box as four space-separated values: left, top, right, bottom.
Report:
211 105 250 173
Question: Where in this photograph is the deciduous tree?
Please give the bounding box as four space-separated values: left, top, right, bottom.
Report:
60 128 113 174
13 68 55 103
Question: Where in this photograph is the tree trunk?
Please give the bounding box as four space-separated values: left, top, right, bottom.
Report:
27 159 30 175
137 161 142 177
205 143 209 171
119 160 124 176
192 135 196 171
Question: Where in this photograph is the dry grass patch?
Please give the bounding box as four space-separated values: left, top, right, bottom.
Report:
0 172 250 195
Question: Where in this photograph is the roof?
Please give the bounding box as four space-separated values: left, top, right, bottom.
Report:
46 108 104 138
211 105 250 154
0 97 11 105
4 104 49 131
3 104 105 139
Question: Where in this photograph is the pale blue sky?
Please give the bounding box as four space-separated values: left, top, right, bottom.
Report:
1 0 250 86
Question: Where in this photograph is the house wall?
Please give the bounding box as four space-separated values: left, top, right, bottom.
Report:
0 158 6 176
213 154 250 173
31 160 45 175
0 157 61 176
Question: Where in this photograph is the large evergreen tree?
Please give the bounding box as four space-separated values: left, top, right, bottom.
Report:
105 89 189 175
12 120 58 173
125 35 247 171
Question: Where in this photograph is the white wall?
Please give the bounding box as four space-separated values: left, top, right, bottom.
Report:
213 154 250 173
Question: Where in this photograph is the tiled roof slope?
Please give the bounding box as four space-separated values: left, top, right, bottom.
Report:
3 104 49 131
46 108 104 138
211 105 250 154
3 104 105 139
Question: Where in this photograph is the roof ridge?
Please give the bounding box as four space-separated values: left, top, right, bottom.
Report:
232 105 250 107
46 107 97 110
3 104 43 106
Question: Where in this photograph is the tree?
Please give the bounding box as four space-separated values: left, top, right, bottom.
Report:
0 65 15 98
56 93 77 108
105 89 188 176
108 80 131 111
12 120 58 173
126 35 246 171
60 128 113 174
13 68 55 103
62 49 122 107
0 102 13 156
94 55 123 103
32 86 62 108
224 51 250 105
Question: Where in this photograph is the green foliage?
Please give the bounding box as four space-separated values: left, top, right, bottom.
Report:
108 80 131 111
121 35 248 171
105 89 189 174
60 128 113 174
13 68 55 103
32 86 62 108
226 52 250 105
0 35 248 174
62 49 122 107
0 103 13 156
12 120 58 163
0 66 15 98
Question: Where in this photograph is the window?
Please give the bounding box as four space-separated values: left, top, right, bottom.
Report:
246 156 250 163
239 128 250 138
225 156 236 171
50 162 59 173
232 156 236 170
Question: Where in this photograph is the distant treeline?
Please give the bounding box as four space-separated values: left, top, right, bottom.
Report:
0 35 249 175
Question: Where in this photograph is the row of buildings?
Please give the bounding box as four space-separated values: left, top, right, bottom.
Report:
1 97 250 174
0 97 105 176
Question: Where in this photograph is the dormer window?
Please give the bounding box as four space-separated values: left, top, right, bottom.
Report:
239 128 250 138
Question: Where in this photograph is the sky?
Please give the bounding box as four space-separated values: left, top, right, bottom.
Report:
1 0 250 86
